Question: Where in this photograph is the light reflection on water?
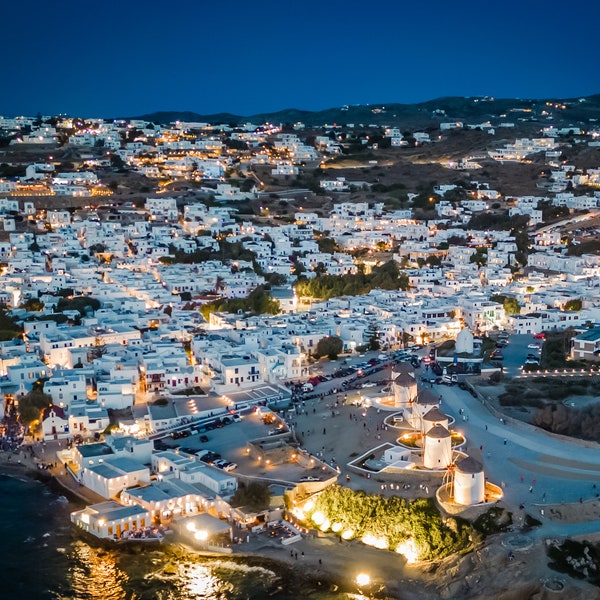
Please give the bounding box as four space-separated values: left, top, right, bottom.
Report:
66 542 130 600
57 541 301 600
179 563 227 598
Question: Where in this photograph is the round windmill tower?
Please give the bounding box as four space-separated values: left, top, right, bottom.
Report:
391 364 417 409
453 455 485 505
422 406 449 434
423 424 452 469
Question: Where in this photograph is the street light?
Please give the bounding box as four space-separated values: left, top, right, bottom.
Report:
356 573 370 587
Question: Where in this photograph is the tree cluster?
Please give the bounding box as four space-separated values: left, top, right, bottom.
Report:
467 211 529 232
160 240 256 265
56 296 101 316
294 260 410 300
567 239 600 257
200 286 280 321
309 485 473 560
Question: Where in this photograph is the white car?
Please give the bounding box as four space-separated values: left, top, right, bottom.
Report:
223 462 237 472
362 382 377 388
528 343 541 350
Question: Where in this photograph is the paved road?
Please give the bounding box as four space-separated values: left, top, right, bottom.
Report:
437 382 600 512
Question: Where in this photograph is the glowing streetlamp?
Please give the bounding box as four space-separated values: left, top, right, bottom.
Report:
356 573 371 587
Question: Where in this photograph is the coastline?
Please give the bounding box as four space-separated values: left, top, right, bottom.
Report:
0 452 419 597
4 450 600 599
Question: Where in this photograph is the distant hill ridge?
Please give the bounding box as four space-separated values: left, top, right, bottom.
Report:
131 94 600 127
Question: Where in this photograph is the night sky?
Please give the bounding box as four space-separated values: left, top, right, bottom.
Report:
2 0 599 118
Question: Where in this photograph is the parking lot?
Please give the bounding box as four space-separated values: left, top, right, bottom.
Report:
491 333 544 377
155 409 332 483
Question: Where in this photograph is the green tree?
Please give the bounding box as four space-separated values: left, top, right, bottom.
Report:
314 336 343 359
317 237 339 254
264 273 287 286
18 389 52 426
314 262 327 276
56 296 101 316
469 247 488 267
366 320 380 351
425 255 442 267
200 286 280 321
230 482 271 511
490 294 521 315
0 306 23 341
21 298 44 311
564 299 582 311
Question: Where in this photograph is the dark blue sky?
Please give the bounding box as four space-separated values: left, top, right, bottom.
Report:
3 0 599 118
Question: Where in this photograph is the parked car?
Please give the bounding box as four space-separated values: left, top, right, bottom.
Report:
528 343 541 350
199 434 209 443
198 450 221 461
222 462 237 472
299 476 320 482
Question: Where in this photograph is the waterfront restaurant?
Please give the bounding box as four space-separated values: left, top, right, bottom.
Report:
120 476 209 521
71 501 152 540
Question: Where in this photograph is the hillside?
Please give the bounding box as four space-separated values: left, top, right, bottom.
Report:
132 94 600 128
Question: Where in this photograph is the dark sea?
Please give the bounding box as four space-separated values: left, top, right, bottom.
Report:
0 474 358 600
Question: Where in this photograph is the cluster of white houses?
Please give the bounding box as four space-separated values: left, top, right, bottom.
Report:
0 179 596 441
